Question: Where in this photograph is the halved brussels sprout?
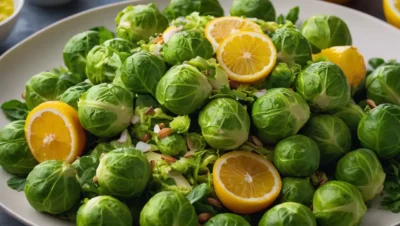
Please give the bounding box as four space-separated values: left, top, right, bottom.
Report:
198 97 250 150
0 120 37 176
163 30 214 65
96 147 151 198
163 0 224 21
279 177 314 206
78 83 134 137
366 65 400 105
313 181 367 226
252 88 310 144
271 26 312 66
301 15 352 53
116 4 168 42
140 191 197 226
25 71 84 110
24 160 81 214
274 135 320 177
170 115 191 134
336 149 385 201
60 82 92 110
76 196 132 226
204 213 250 226
230 0 276 22
295 62 351 112
301 115 351 165
120 51 167 95
358 104 400 158
156 64 212 115
259 202 317 226
156 134 187 156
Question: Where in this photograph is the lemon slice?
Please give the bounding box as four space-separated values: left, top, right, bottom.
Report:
384 0 400 28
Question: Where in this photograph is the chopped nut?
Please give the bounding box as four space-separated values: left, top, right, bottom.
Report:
93 176 98 183
229 80 240 89
207 198 223 209
251 136 264 147
161 155 177 163
141 133 152 142
158 123 165 129
153 35 164 44
198 213 212 224
158 128 173 138
21 92 25 99
145 106 155 115
150 160 155 170
366 99 377 109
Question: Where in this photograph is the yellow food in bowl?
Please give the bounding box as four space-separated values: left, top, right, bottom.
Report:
0 0 14 22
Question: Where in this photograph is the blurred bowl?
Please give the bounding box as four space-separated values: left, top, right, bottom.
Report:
27 0 75 7
0 0 24 42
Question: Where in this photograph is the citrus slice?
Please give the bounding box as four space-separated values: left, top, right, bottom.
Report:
383 0 400 29
213 151 282 214
313 46 366 88
25 101 86 163
216 31 277 84
205 16 263 51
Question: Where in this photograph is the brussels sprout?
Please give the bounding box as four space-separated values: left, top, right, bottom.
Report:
259 202 317 226
24 160 81 214
204 213 250 226
163 31 214 65
140 191 197 226
163 0 224 21
230 0 276 22
77 196 132 226
186 57 230 90
186 133 206 152
333 102 365 135
103 38 136 61
271 26 312 66
96 147 151 198
279 177 314 206
171 12 215 31
115 4 168 42
198 98 250 150
156 134 187 156
0 120 37 176
301 15 352 53
274 135 320 177
301 115 351 165
63 31 104 76
366 65 400 105
264 63 299 89
313 181 367 226
78 83 134 137
25 71 84 110
156 64 212 115
336 149 385 201
120 51 167 95
295 62 351 112
170 115 191 134
88 143 115 159
60 82 92 110
358 104 400 158
252 88 310 144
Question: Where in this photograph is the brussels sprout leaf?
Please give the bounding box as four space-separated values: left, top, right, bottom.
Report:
7 176 26 192
368 58 385 69
72 156 100 197
1 100 29 121
381 159 400 213
90 26 114 44
186 183 209 204
286 6 300 24
211 85 254 103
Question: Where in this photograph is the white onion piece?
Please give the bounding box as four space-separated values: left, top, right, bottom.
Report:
131 115 140 125
162 26 183 43
136 141 152 153
117 129 129 143
254 89 267 98
154 124 161 133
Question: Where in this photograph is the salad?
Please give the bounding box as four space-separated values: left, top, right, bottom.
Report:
1 0 400 226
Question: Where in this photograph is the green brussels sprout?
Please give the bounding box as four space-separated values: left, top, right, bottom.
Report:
24 160 81 214
140 191 197 226
301 115 351 165
313 181 367 226
271 26 312 66
279 177 314 206
163 0 224 21
204 213 250 226
96 147 151 198
115 4 168 42
25 71 84 110
156 134 187 156
295 62 351 112
259 202 317 226
78 83 134 137
170 115 191 134
301 15 352 53
230 0 276 22
171 12 215 31
274 135 320 177
198 98 250 150
60 82 92 110
264 63 299 89
335 149 385 202
358 104 400 158
186 133 206 152
103 38 136 61
120 51 167 95
156 64 212 115
163 30 214 65
252 88 310 144
0 120 37 176
333 102 365 135
366 65 400 105
63 31 104 76
76 196 132 226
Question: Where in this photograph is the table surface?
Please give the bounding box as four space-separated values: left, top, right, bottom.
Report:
0 0 387 225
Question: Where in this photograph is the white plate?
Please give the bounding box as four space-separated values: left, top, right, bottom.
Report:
0 0 400 225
